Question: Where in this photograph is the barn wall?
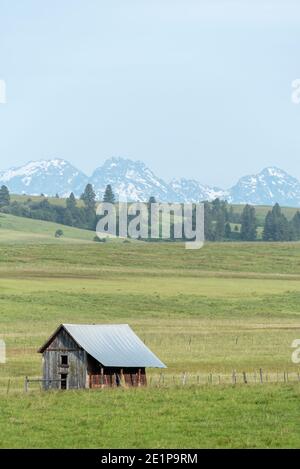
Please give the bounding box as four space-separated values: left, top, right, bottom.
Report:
42 328 87 390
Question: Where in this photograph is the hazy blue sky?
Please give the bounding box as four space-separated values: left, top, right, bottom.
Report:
0 0 300 187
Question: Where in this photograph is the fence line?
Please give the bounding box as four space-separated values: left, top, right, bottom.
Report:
24 376 62 392
1 369 300 394
148 369 300 387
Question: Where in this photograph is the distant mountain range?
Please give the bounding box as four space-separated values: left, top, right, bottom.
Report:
1 157 300 207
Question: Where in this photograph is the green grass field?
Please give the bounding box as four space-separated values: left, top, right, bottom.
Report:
10 193 85 208
0 213 95 243
0 216 300 448
1 385 300 449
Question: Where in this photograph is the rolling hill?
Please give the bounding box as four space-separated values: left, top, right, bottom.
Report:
0 213 95 244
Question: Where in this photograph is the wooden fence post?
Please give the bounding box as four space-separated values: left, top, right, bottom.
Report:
24 376 28 393
259 368 263 384
243 372 247 384
232 370 236 385
100 367 104 388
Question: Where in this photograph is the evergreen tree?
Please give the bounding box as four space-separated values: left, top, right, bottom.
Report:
204 202 214 241
80 184 96 229
148 196 157 239
214 211 225 241
66 192 77 212
103 184 115 204
277 214 290 241
263 211 274 241
240 204 257 241
81 184 96 210
224 222 232 240
263 204 290 241
210 198 228 241
291 211 300 240
63 209 73 226
272 204 289 241
0 185 10 208
211 198 222 218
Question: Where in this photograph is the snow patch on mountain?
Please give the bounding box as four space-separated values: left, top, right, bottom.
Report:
90 157 178 202
0 159 87 197
1 158 300 207
170 178 228 203
228 167 300 206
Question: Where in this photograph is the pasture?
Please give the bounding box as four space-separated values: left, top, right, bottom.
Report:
0 216 300 447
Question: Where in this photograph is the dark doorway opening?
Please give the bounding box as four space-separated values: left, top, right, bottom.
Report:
60 373 67 389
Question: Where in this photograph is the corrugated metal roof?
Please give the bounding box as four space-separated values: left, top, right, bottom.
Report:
63 324 166 368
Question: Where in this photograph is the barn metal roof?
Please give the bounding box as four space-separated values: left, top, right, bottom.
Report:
41 324 166 368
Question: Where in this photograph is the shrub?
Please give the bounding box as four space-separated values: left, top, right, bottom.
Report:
93 236 106 242
55 229 64 238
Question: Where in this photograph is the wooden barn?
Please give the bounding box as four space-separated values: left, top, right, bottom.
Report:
38 324 166 390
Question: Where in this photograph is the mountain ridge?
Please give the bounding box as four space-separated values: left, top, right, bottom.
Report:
1 157 300 207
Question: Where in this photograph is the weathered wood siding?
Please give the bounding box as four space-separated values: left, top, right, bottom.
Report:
87 355 147 387
41 327 148 389
88 368 147 388
42 328 87 390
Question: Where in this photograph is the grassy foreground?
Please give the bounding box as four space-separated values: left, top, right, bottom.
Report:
1 385 300 449
0 220 300 447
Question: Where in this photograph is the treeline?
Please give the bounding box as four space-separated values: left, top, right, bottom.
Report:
204 199 257 241
204 199 300 241
1 183 300 242
0 184 100 230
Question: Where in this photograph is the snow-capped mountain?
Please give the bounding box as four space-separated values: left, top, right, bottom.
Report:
0 159 88 197
170 178 228 203
1 158 300 207
228 167 300 206
90 157 178 202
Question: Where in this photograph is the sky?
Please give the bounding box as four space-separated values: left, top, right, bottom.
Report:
0 0 300 188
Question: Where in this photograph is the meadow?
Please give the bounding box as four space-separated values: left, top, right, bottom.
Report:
0 213 300 448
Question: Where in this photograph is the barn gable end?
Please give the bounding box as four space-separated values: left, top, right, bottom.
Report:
39 324 166 390
41 326 87 390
